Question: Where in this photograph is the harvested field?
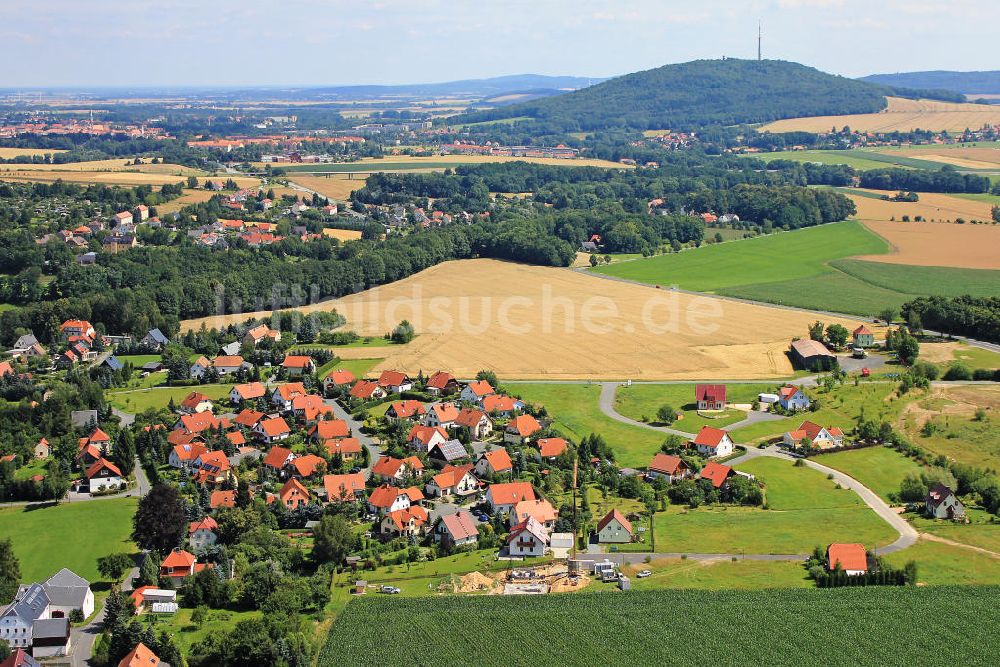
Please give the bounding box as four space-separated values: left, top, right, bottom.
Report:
0 168 259 189
288 174 366 200
0 158 197 173
279 154 631 172
761 97 1000 134
180 259 863 380
856 218 1000 270
321 228 363 242
871 143 1000 169
0 147 67 158
849 190 995 224
155 188 217 214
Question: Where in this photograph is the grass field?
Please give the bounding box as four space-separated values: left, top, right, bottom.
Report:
107 383 234 413
323 358 382 380
744 150 916 171
898 385 1000 469
815 446 927 502
163 607 260 654
181 259 864 381
0 498 137 582
512 383 665 468
883 540 1000 586
321 586 1000 665
650 457 897 554
613 382 777 432
909 512 1000 555
623 558 811 591
761 96 1000 133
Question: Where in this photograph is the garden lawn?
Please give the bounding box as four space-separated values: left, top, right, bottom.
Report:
614 383 778 433
624 558 811 591
813 446 927 502
650 457 897 554
116 354 162 366
883 540 1000 586
0 498 137 582
323 358 382 380
589 221 887 292
951 345 1000 370
512 383 666 468
107 383 234 413
161 607 260 654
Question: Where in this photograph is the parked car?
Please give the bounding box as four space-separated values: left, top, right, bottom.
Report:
380 586 401 594
636 570 652 578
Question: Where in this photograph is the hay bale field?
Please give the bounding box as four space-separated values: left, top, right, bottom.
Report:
288 175 366 200
0 147 68 158
856 219 1000 270
761 97 1000 133
180 259 863 381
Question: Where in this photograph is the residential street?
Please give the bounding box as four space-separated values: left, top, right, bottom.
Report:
69 566 139 667
323 396 381 477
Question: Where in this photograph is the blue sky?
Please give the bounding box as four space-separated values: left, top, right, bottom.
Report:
2 0 996 87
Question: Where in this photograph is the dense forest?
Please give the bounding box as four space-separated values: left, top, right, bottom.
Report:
902 296 1000 344
859 167 992 194
449 59 950 132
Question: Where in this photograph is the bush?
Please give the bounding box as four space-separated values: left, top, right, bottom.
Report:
943 362 973 381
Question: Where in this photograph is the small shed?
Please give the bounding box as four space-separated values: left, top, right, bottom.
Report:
353 580 368 595
758 393 779 404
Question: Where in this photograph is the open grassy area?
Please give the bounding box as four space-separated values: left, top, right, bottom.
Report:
322 358 383 380
614 382 779 433
107 383 234 413
116 354 162 366
0 498 137 583
624 557 811 591
951 345 1000 370
650 457 897 554
883 540 1000 586
830 259 1000 300
160 607 261 654
322 586 999 665
909 512 1000 555
815 446 927 502
590 221 888 292
512 383 665 468
742 150 903 171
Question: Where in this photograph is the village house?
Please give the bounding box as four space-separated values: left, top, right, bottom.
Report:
179 391 214 414
230 382 266 405
129 587 177 615
0 584 50 652
60 319 95 340
428 440 470 466
281 355 315 377
188 517 218 551
192 450 232 486
243 324 281 347
86 458 123 493
277 478 312 509
512 499 558 529
324 437 362 461
778 385 811 411
646 453 692 483
423 402 460 429
234 409 264 430
386 400 425 420
535 437 568 460
322 369 356 395
695 384 727 411
475 448 513 477
285 454 325 479
481 394 524 417
291 394 332 423
34 438 50 459
377 370 412 394
324 472 367 503
210 490 237 510
367 484 423 515
425 464 479 498
119 642 163 667
113 211 133 226
407 424 449 452
596 509 633 544
504 414 542 445
826 543 868 576
212 355 248 376
853 325 876 348
380 505 429 539
349 380 386 401
255 416 293 444
699 461 736 490
372 455 424 484
460 379 495 404
455 408 493 439
272 382 308 411
782 421 844 450
169 443 208 470
188 356 211 380
434 510 480 549
506 516 549 557
486 481 537 515
159 548 204 585
425 370 459 396
309 419 351 442
40 568 94 620
691 426 735 458
926 483 966 520
140 328 169 350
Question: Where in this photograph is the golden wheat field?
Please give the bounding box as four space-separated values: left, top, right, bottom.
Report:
154 189 217 214
0 159 202 173
288 175 367 200
0 170 192 186
321 228 363 242
180 259 864 380
0 147 68 158
761 97 1000 133
857 219 1000 270
849 189 994 223
872 144 1000 169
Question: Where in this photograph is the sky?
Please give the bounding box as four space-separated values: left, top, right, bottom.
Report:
2 0 997 88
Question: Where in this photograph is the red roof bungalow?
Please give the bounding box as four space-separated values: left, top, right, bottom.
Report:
255 416 292 444
281 355 315 376
695 384 727 411
827 543 869 575
324 472 366 503
160 548 203 583
504 414 541 444
262 445 295 473
691 426 735 458
234 408 265 428
475 448 513 476
536 437 568 459
426 370 458 396
372 455 424 482
118 642 161 667
386 400 425 420
324 437 362 460
350 380 386 401
288 454 326 478
278 478 311 509
291 394 332 422
323 369 356 392
210 490 237 509
377 370 411 393
309 419 350 442
699 461 735 489
646 453 692 482
407 424 449 451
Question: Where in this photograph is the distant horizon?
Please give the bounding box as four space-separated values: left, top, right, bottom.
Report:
3 1 997 88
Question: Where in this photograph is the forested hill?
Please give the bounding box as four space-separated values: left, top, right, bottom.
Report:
860 70 1000 96
449 59 939 132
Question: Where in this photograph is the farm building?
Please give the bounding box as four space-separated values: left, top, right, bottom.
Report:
790 339 837 371
853 325 875 348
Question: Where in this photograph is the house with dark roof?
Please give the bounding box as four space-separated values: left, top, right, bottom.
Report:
40 568 93 619
926 483 965 520
428 440 470 466
790 338 837 371
141 328 170 350
0 584 49 650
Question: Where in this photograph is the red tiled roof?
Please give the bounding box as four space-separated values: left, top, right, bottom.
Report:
408 424 447 446
429 402 460 422
827 543 868 573
649 453 686 475
700 461 734 488
368 484 405 508
232 382 266 400
290 454 325 477
181 392 211 409
325 369 356 386
274 382 307 401
426 371 455 390
454 407 488 429
310 420 350 440
373 455 423 478
479 448 513 472
854 325 873 335
350 380 381 399
234 409 264 427
324 473 366 501
536 437 567 458
279 478 311 503
597 509 632 534
464 379 494 397
432 464 476 490
482 394 518 413
377 370 408 387
258 417 291 438
282 355 314 369
118 642 161 667
695 384 727 403
161 548 196 569
189 516 218 534
389 400 425 419
86 457 121 479
506 414 541 437
439 510 479 541
488 481 536 506
262 445 294 468
210 490 236 509
692 426 729 448
212 355 244 368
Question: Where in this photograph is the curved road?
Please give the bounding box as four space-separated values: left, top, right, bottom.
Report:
598 382 918 556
